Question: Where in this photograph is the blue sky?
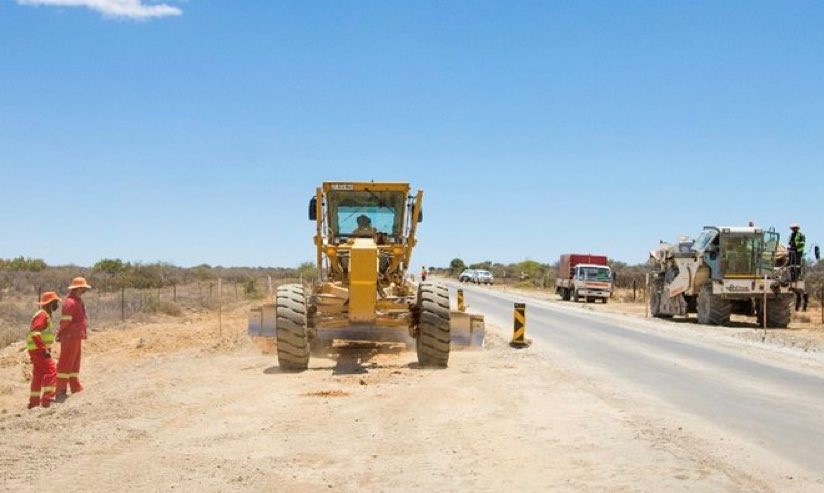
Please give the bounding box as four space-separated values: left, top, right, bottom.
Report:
1 1 822 269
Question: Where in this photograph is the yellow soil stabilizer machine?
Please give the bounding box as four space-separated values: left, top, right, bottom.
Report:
249 182 485 370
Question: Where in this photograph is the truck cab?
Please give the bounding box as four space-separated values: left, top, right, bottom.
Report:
571 264 612 302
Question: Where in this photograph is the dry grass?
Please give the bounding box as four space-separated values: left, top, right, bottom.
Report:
0 279 302 349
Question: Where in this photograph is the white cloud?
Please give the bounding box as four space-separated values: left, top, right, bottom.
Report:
16 0 182 20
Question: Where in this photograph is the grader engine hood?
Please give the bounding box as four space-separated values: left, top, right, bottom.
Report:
348 238 378 324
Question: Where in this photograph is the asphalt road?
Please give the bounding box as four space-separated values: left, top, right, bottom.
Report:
448 281 824 476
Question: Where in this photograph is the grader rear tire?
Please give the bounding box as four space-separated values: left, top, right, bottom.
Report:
416 282 451 368
696 284 731 326
276 284 310 371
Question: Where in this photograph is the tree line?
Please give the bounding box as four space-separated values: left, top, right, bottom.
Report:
440 256 824 294
0 256 314 297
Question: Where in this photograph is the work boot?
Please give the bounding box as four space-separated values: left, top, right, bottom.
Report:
53 393 68 403
27 402 40 410
69 379 83 394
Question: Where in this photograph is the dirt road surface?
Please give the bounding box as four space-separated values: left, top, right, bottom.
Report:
1 303 822 492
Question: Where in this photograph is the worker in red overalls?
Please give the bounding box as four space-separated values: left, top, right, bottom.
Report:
27 292 61 409
56 277 91 398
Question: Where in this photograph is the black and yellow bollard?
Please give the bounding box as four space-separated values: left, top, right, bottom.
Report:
510 302 532 348
457 289 466 312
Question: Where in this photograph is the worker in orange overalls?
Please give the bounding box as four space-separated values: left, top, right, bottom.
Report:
27 292 61 409
56 277 91 398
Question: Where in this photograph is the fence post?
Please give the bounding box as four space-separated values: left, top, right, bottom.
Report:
632 279 637 301
643 274 648 302
820 284 823 326
218 278 223 339
173 283 177 302
121 286 125 322
762 274 768 340
267 275 274 302
209 283 213 299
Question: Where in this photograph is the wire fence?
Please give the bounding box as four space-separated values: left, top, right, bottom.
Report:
0 277 301 349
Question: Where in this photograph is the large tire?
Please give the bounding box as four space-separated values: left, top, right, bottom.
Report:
416 282 451 368
572 289 580 303
650 278 671 318
276 284 310 371
766 296 792 328
561 288 570 301
696 284 731 326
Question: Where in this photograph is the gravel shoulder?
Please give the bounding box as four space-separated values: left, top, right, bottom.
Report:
0 304 820 492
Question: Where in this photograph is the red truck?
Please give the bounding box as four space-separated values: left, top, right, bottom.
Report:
556 254 612 303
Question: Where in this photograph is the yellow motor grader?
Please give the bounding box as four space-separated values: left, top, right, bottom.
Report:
249 181 484 370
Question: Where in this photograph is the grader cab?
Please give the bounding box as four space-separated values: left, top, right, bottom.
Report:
249 182 484 370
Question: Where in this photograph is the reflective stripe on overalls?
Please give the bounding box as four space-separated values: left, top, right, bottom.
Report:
26 310 55 350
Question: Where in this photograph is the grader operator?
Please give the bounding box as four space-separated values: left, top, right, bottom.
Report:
249 182 484 370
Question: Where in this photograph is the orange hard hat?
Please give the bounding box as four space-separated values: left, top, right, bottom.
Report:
67 277 92 290
38 291 61 306
790 223 800 230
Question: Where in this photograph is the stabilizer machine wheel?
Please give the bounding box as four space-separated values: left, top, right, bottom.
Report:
765 296 792 328
276 284 310 371
416 282 451 368
696 283 731 326
650 278 672 318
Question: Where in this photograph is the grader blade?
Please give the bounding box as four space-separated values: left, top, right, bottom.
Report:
449 310 485 347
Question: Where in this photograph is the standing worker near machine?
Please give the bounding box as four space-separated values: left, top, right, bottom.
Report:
27 292 61 409
56 277 91 398
421 266 427 282
788 223 806 281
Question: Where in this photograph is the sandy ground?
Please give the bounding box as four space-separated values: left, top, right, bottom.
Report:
0 305 821 492
474 282 824 354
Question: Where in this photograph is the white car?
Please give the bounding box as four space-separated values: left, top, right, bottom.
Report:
458 269 475 283
472 270 494 285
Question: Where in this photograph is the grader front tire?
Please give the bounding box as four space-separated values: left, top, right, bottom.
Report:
416 282 451 368
276 284 310 371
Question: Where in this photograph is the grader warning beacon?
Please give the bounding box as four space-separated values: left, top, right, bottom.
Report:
249 182 485 370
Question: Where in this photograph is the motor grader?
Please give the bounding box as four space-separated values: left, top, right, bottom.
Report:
649 225 807 327
249 181 484 370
